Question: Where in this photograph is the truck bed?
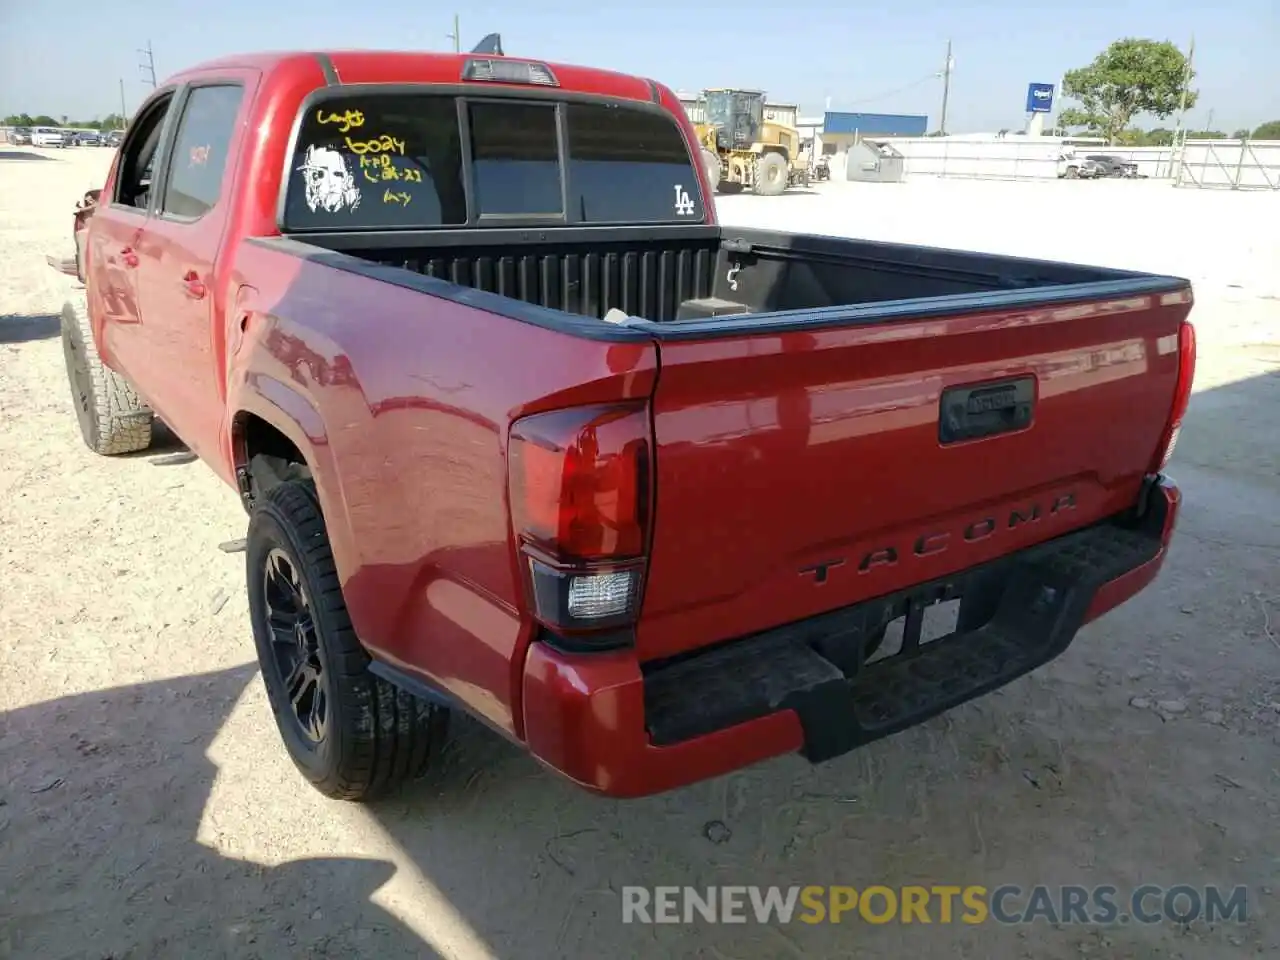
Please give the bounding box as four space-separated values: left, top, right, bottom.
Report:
280 224 1166 326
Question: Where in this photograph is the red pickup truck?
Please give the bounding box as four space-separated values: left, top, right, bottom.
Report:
56 48 1195 801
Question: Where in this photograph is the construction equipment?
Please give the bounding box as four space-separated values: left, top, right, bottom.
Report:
694 89 809 196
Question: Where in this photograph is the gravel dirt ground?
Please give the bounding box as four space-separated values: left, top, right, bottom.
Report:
2 147 1278 960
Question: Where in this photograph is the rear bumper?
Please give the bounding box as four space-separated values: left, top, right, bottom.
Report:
521 476 1180 798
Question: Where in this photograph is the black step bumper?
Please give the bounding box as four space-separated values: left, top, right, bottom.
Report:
642 476 1180 763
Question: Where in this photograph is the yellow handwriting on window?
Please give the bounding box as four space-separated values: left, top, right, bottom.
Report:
346 134 406 156
359 155 390 184
316 108 365 133
383 189 412 207
402 168 423 183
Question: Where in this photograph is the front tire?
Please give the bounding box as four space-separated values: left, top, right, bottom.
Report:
247 479 448 801
60 294 153 455
753 152 789 196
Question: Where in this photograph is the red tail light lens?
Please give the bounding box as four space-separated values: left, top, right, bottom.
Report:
1152 319 1196 472
508 403 652 641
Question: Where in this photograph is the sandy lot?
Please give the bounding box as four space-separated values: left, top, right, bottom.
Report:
2 147 1278 960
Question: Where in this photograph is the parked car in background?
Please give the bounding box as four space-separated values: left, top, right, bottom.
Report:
73 131 103 147
1086 154 1141 178
31 126 67 148
103 130 124 148
9 126 33 145
1057 152 1102 179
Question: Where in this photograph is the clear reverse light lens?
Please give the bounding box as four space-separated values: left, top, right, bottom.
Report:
567 571 635 620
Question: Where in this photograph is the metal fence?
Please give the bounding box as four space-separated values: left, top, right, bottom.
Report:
1175 139 1280 190
867 137 1177 181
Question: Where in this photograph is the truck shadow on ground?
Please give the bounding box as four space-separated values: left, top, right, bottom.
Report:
0 313 59 344
0 664 444 960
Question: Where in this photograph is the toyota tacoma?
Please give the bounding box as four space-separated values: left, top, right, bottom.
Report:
54 47 1195 800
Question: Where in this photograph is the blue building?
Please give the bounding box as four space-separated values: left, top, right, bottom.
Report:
820 111 929 153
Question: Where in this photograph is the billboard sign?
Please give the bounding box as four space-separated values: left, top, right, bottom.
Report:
1026 83 1055 114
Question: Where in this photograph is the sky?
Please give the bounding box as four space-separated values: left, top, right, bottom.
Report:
1 0 1276 133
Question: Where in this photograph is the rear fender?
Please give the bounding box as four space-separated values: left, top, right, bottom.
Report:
228 379 358 583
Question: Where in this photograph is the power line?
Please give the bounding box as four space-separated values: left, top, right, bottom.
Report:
841 71 941 107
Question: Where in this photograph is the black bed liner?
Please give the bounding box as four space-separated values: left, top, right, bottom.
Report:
255 222 1188 340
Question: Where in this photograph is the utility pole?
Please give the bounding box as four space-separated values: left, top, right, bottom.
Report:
938 40 954 136
138 40 157 88
118 78 127 128
446 14 460 53
1171 36 1195 185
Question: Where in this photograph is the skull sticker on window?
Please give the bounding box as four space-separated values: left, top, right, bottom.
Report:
297 144 362 213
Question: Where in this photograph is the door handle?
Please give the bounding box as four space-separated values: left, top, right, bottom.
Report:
120 247 139 268
181 271 207 300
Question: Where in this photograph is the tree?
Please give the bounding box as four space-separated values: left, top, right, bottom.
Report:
1232 128 1250 140
1144 127 1174 146
1254 120 1280 140
1060 38 1197 145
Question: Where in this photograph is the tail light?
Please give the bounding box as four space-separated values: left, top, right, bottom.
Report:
1151 318 1196 472
508 403 651 648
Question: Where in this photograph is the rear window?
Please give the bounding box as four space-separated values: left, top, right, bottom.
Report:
282 91 703 231
565 102 703 222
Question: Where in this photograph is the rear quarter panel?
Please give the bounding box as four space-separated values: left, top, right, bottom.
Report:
227 242 658 736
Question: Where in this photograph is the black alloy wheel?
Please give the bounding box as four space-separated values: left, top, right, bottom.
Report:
261 547 329 744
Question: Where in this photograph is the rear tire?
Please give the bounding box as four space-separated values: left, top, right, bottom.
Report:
60 294 153 455
1064 166 1080 179
753 152 789 196
247 479 449 801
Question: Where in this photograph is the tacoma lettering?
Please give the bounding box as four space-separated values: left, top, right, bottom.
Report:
801 493 1078 583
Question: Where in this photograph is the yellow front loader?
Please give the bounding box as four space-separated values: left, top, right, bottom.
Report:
693 89 809 196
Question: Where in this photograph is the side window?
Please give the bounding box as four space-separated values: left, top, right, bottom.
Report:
114 93 174 210
160 85 244 220
467 102 561 217
565 103 702 223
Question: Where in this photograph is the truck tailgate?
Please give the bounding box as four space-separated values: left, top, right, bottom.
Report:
637 291 1192 662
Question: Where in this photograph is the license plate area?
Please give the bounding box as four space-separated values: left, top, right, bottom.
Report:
868 596 962 663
